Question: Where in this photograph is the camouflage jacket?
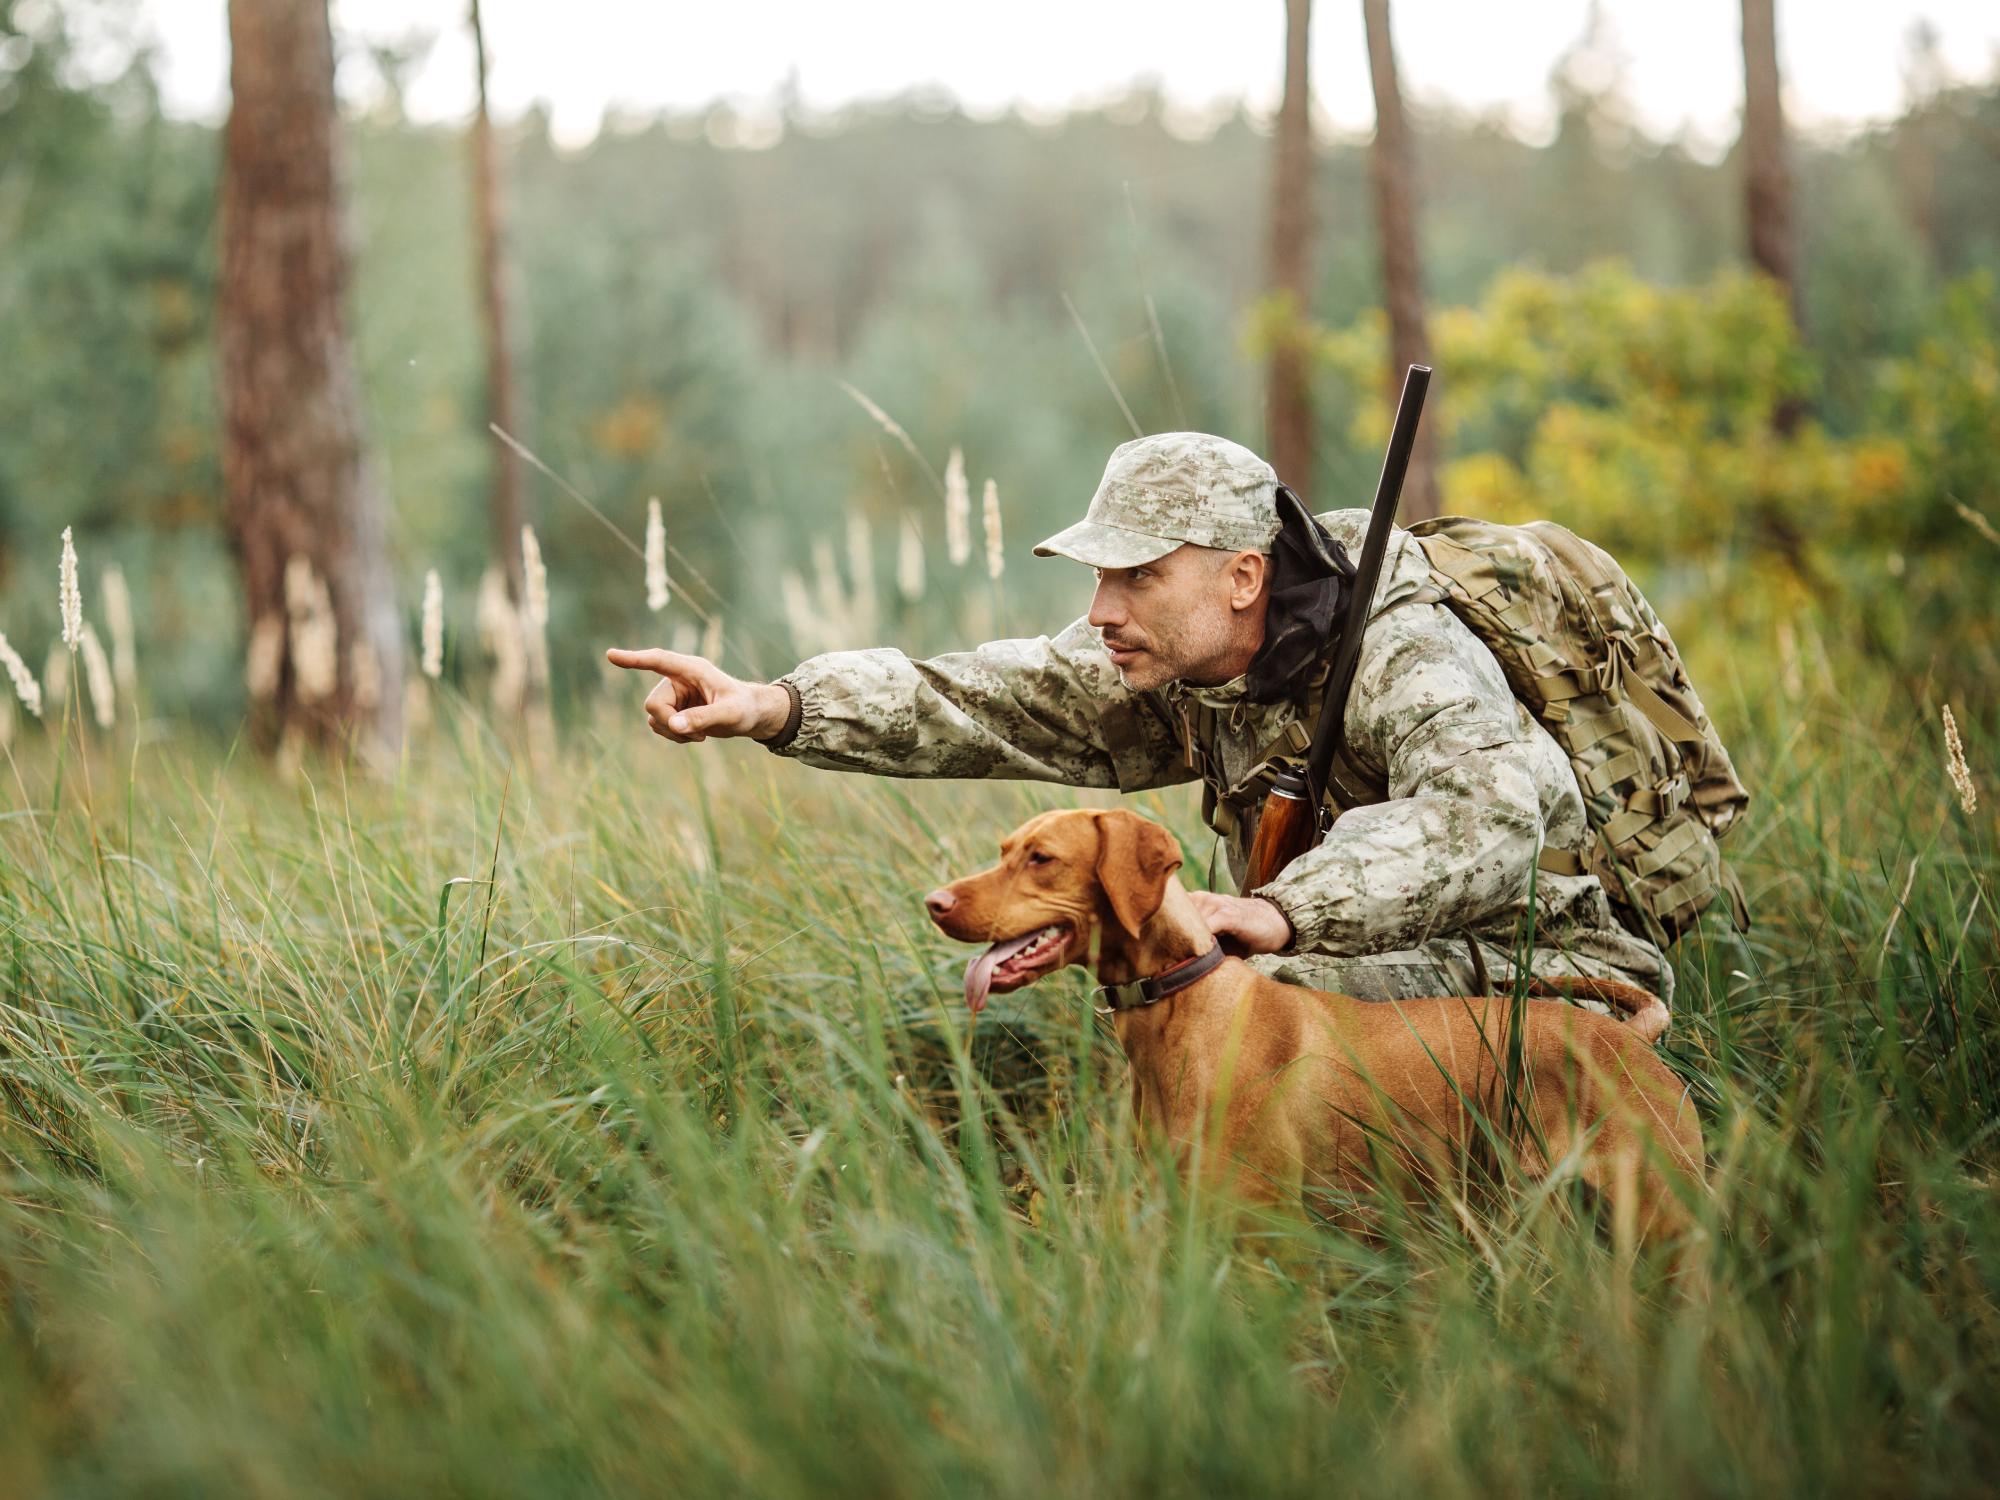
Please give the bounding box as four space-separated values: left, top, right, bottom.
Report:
766 510 1666 985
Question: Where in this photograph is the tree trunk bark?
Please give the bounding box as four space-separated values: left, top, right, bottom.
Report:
470 0 526 602
1739 0 1803 433
1739 0 1798 317
1361 0 1442 522
220 0 402 759
1265 0 1316 503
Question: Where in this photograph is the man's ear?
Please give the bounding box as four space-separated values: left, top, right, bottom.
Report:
1094 810 1185 937
1228 550 1267 611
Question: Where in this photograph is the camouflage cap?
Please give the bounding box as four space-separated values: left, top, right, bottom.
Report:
1033 432 1283 568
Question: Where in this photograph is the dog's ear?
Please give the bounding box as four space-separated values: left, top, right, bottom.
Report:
1094 810 1184 938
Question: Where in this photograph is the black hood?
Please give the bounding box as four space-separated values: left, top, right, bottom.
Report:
1243 486 1354 704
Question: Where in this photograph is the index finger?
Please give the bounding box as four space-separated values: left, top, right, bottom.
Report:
605 646 698 677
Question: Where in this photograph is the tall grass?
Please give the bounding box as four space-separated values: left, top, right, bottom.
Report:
0 674 1995 1496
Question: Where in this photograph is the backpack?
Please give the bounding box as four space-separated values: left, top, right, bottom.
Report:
1407 516 1750 944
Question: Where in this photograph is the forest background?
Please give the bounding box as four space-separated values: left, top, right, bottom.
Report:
3 0 1998 722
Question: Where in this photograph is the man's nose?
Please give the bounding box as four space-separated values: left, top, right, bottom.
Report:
1087 580 1123 630
924 887 957 920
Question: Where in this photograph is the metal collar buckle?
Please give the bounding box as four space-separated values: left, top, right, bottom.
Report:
1092 943 1228 1014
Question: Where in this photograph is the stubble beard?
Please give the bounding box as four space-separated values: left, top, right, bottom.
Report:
1108 610 1239 692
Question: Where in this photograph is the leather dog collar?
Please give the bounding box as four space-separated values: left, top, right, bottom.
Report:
1094 943 1227 1013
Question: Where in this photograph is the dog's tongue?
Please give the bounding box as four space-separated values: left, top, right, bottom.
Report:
964 931 1042 1015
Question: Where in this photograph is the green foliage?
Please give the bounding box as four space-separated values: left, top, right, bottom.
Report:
1311 261 2000 700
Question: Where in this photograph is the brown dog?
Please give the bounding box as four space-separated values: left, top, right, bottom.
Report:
924 808 1705 1249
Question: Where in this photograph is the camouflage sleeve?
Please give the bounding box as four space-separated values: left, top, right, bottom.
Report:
1252 603 1546 956
765 616 1195 792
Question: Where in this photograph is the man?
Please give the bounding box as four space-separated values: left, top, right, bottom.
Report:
607 433 1670 1007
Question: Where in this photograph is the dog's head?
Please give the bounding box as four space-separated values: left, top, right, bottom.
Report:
923 808 1184 1012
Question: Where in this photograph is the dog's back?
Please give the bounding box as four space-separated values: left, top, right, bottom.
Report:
1210 970 1706 1245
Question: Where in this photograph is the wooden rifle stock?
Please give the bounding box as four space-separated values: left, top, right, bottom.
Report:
1242 768 1316 890
1240 364 1432 895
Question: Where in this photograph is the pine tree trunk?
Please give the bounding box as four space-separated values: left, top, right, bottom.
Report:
1739 0 1803 433
470 0 526 602
1739 0 1797 317
1361 0 1442 521
219 0 402 757
1265 0 1316 502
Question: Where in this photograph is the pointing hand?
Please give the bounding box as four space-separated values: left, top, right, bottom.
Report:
604 647 791 744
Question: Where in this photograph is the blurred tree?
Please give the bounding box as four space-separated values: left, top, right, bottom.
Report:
219 0 402 755
1739 0 1800 338
469 0 526 602
1266 0 1316 499
1361 0 1440 520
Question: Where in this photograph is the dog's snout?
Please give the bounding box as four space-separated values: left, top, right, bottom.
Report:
923 887 957 920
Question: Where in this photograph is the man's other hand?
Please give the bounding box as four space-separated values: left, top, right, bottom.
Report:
1185 891 1294 955
605 647 791 744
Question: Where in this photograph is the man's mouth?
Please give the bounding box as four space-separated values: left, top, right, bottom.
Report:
1104 641 1145 665
963 922 1071 1013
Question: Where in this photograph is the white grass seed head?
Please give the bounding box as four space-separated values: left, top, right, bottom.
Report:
59 527 82 650
0 631 43 718
944 447 971 566
645 498 670 613
982 478 1004 581
421 568 444 680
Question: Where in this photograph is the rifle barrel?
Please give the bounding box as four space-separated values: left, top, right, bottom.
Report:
1303 364 1432 805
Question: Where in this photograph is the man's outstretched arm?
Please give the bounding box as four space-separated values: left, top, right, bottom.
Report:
608 617 1193 792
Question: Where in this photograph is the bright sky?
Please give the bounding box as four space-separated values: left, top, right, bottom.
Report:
129 0 2000 155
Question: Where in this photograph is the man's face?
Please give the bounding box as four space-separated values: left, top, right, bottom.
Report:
1086 543 1266 691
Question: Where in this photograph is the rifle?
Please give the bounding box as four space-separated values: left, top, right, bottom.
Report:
1240 363 1433 894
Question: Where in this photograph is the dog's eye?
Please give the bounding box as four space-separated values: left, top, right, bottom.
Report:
1026 850 1054 866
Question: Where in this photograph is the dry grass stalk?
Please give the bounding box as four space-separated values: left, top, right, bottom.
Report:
79 624 115 729
421 569 444 680
0 631 43 718
1953 500 2000 548
646 498 671 612
1943 703 1977 816
520 527 551 688
700 614 723 666
476 567 526 715
836 380 944 496
521 526 550 629
58 527 83 651
982 478 1004 580
944 447 971 566
1879 854 1921 962
102 564 137 697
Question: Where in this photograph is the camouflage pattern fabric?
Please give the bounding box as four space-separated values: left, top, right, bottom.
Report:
769 506 1674 1009
1033 432 1284 567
